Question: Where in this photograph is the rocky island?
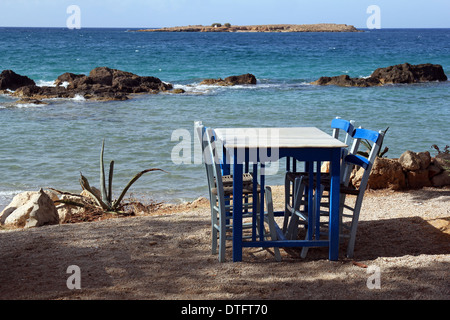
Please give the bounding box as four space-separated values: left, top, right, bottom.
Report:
138 23 361 33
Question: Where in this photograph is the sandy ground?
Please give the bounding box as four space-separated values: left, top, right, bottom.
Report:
0 186 449 300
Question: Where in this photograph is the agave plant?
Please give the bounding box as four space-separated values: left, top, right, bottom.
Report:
56 139 165 214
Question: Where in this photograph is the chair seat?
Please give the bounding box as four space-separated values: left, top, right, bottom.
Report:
212 173 260 196
286 172 359 195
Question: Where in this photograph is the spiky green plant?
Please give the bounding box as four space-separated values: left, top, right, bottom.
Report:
58 139 165 214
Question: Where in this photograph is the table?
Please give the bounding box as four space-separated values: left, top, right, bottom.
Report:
214 127 347 262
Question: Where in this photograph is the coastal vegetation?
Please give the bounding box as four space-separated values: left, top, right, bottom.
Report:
55 140 165 215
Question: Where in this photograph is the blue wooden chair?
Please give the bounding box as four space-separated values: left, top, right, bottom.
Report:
195 122 280 262
286 127 385 258
283 117 355 233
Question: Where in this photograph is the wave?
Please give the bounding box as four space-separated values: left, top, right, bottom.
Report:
35 80 69 88
170 78 313 95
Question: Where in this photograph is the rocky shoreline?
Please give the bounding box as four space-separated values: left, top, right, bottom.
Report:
138 23 361 33
0 68 260 103
0 67 174 103
1 63 447 104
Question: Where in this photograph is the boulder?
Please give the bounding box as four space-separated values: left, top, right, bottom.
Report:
417 151 431 170
350 157 406 190
398 150 422 171
434 153 450 171
0 189 59 228
312 63 447 87
371 63 447 84
0 70 36 91
406 170 432 189
200 73 257 86
431 171 450 187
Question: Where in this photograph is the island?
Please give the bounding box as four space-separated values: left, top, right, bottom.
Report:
137 23 361 33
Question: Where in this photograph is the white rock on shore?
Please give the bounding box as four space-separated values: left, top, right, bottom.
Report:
0 189 59 228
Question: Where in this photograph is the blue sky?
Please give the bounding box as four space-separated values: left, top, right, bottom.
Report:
0 0 449 28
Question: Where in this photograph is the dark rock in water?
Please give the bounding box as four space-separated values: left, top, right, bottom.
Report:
200 73 257 86
0 70 36 91
312 63 448 87
3 67 173 101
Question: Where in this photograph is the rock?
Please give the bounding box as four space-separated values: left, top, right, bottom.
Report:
1 189 59 228
350 157 406 190
417 151 431 170
56 194 86 223
54 72 85 87
2 67 173 102
428 164 442 179
14 98 48 105
312 63 447 87
406 170 432 189
224 73 257 85
398 150 422 171
431 171 450 187
371 63 447 84
200 73 257 86
0 70 36 91
171 88 186 94
434 153 450 171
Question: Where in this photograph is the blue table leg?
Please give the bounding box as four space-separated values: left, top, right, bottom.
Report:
329 148 341 261
232 149 243 262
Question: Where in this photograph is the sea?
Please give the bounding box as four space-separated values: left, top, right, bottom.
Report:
0 27 449 210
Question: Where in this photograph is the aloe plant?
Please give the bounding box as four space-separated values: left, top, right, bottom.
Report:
58 139 165 214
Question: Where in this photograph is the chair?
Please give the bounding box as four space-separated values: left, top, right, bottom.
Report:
286 127 385 258
283 117 355 233
195 122 281 262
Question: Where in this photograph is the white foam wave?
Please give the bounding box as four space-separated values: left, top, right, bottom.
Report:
72 94 86 101
35 80 69 88
171 79 312 95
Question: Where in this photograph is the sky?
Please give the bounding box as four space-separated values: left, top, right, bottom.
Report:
0 0 449 29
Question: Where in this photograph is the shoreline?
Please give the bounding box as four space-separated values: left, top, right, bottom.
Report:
137 23 362 33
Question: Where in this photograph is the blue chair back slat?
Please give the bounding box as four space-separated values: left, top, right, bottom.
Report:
353 128 380 143
331 118 355 134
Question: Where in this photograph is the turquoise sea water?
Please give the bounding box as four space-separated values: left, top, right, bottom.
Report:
0 28 449 209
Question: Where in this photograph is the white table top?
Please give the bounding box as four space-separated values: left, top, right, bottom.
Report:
214 127 347 149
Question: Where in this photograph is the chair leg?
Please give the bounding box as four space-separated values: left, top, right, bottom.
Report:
346 194 364 258
218 213 227 262
211 203 218 255
300 184 324 258
283 174 292 233
285 177 305 240
265 186 281 262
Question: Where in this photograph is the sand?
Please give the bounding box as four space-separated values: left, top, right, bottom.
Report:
0 186 449 300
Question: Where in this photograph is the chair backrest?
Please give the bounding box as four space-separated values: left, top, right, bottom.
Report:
344 128 384 191
331 117 355 146
330 117 356 183
195 122 219 205
204 128 226 208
